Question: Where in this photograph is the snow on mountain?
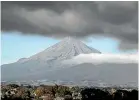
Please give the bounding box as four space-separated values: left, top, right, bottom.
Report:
1 37 138 87
18 37 100 63
1 37 100 81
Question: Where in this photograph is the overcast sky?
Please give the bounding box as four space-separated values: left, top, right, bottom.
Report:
1 1 138 64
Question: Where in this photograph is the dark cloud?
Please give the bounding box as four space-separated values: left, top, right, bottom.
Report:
97 1 138 24
1 1 138 50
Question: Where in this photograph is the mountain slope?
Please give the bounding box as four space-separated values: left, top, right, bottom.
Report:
18 37 100 62
2 63 137 87
1 37 100 81
1 37 137 87
43 63 137 86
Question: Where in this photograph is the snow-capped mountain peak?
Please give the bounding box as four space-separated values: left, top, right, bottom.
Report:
1 37 137 87
20 37 100 62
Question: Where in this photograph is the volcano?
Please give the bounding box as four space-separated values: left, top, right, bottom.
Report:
1 37 137 87
1 37 100 81
18 37 100 63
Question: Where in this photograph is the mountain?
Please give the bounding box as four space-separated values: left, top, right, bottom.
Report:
43 63 137 86
1 37 100 81
16 37 100 64
1 37 137 87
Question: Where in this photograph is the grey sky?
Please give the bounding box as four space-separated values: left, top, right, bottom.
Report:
1 1 138 50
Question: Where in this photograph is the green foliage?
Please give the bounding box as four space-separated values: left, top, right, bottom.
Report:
7 84 19 88
70 86 81 93
15 87 31 99
34 87 46 97
64 95 73 100
56 86 70 97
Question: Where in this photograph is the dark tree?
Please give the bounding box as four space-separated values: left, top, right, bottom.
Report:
81 88 111 100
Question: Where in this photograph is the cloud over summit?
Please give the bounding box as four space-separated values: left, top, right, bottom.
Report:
1 1 138 50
